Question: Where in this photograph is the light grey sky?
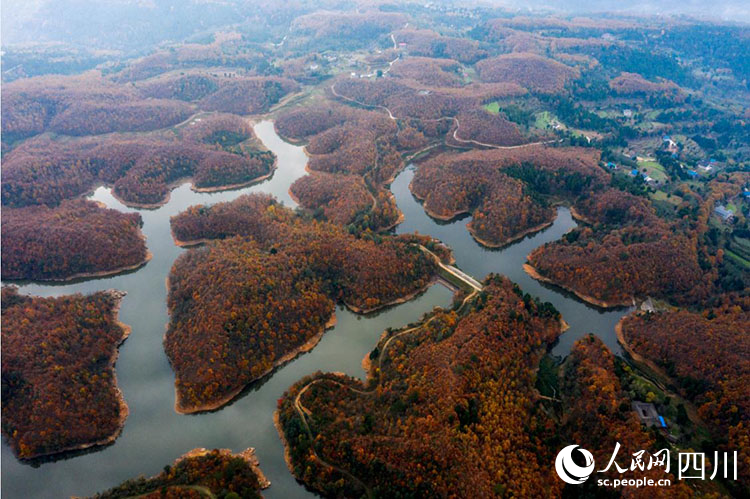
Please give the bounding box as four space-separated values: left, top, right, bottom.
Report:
2 0 748 49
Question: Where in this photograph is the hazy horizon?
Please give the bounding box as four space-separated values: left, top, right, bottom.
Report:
2 0 748 51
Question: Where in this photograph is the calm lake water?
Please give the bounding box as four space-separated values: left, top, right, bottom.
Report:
1 122 629 498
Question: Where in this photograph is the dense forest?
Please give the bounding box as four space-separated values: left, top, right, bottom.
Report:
289 172 373 225
609 72 684 98
2 199 149 281
528 173 748 307
410 147 605 246
1 288 129 459
393 28 488 64
452 108 526 147
2 114 275 207
0 41 299 189
331 76 525 123
167 193 437 412
560 335 690 497
91 448 269 499
276 292 693 497
1 72 297 146
277 276 565 497
475 52 580 94
621 303 750 491
2 1 749 496
277 100 397 174
528 214 704 307
290 10 406 50
389 57 463 87
412 156 554 247
276 100 406 231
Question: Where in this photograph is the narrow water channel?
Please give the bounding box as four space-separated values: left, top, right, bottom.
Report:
390 165 631 357
1 121 453 499
1 124 629 498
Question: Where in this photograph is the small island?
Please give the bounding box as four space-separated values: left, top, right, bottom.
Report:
1 199 150 281
1 287 130 460
89 447 270 498
167 193 438 413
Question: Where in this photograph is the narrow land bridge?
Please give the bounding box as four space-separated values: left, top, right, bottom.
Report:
417 245 484 292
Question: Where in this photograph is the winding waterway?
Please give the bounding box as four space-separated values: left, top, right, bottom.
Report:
2 122 630 498
391 165 631 357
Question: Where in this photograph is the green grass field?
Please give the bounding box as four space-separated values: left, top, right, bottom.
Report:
726 249 750 269
534 111 555 129
650 190 682 205
638 160 668 182
483 101 500 114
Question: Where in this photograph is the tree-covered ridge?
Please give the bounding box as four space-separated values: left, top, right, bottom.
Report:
561 335 690 497
388 56 464 87
166 193 438 412
276 100 408 230
609 72 684 99
412 158 554 247
290 10 407 50
277 276 564 497
528 223 704 307
621 301 750 492
330 76 525 123
393 28 488 64
1 288 129 459
528 173 748 308
289 172 373 225
450 108 527 147
2 116 275 208
410 146 604 246
1 72 297 145
475 52 580 94
91 448 269 499
2 73 156 143
2 199 148 281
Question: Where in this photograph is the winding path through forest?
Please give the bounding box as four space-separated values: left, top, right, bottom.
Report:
288 287 480 496
329 82 559 150
3 118 627 499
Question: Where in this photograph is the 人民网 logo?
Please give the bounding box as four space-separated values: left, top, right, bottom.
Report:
555 444 595 484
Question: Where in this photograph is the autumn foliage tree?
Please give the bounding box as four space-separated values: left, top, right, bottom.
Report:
621 302 750 491
476 52 579 94
560 335 691 498
451 108 526 147
411 147 605 246
277 276 565 497
528 188 707 307
166 194 437 412
91 448 268 499
2 199 148 281
1 287 130 459
2 120 274 207
289 172 373 225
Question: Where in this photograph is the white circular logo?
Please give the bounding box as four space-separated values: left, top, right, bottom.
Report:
555 445 595 484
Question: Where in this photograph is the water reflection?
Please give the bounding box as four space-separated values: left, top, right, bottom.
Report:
1 121 453 499
390 165 630 356
2 126 629 499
